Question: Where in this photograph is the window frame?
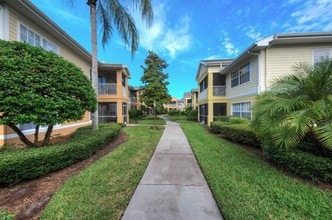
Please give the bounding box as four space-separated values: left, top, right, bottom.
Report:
231 62 250 88
312 48 332 64
231 101 251 119
18 22 59 54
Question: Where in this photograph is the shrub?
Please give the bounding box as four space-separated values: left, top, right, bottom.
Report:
210 121 228 133
228 117 249 124
186 109 198 121
129 109 143 119
0 124 121 185
213 115 229 122
219 124 260 148
168 110 181 116
263 146 332 183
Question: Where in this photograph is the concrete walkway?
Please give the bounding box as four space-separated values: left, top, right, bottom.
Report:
122 119 223 220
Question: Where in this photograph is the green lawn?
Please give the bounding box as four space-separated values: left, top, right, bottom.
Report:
181 122 332 219
130 117 166 125
41 126 162 219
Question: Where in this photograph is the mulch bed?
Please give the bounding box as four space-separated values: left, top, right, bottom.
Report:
0 132 128 220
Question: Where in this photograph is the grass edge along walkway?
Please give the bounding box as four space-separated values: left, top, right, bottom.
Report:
181 122 331 220
41 126 163 220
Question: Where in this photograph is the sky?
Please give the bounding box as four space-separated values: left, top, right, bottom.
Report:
30 0 332 99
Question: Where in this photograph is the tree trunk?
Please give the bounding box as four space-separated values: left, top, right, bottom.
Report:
7 123 36 147
154 105 157 129
87 0 99 130
42 125 54 146
34 125 40 144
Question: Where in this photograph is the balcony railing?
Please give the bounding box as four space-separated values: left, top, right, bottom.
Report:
131 97 138 103
213 86 226 96
98 83 116 95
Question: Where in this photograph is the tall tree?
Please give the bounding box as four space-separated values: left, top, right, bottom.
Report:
252 58 332 151
72 0 153 130
140 51 171 126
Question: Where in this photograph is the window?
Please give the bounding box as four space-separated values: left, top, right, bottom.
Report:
231 63 250 87
19 23 58 53
313 48 331 64
232 102 251 119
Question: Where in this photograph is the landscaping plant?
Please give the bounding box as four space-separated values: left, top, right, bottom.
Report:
0 40 97 147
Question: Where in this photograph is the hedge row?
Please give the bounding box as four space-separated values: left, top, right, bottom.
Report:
0 123 121 185
210 122 260 148
263 146 332 183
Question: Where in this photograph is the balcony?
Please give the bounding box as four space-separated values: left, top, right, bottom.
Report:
98 83 116 95
198 89 207 101
131 97 138 103
213 86 226 96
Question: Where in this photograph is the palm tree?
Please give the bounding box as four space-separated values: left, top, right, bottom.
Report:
75 0 153 129
252 58 332 151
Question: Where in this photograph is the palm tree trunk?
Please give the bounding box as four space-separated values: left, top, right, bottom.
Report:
87 0 99 130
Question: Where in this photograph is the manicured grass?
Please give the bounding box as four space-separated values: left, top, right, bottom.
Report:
41 126 162 219
181 122 332 219
136 119 166 125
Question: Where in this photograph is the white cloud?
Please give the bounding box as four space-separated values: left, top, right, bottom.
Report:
134 2 193 59
221 33 240 57
287 0 332 32
245 27 262 40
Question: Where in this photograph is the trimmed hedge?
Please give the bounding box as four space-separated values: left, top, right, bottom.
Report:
221 124 260 148
210 122 260 148
263 146 332 183
0 123 121 185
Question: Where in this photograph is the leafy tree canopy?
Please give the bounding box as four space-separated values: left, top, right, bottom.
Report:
140 50 171 107
0 40 97 147
252 58 332 151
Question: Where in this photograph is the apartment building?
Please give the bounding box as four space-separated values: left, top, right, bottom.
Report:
98 63 130 123
197 33 332 126
0 0 130 146
196 59 233 124
191 89 198 110
164 96 180 112
128 86 142 110
183 92 192 108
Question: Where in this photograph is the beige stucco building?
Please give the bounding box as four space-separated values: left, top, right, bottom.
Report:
197 33 332 126
0 0 130 146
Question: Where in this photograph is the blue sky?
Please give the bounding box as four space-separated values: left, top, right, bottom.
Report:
30 0 332 99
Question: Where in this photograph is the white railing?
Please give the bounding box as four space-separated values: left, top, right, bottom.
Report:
213 86 226 96
98 83 116 95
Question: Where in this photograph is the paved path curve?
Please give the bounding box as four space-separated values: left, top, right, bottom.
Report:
122 119 223 220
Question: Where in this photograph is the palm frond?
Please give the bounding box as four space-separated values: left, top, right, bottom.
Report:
97 2 113 47
131 0 153 26
313 121 332 150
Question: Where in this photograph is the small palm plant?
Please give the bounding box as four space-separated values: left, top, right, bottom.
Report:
252 58 332 151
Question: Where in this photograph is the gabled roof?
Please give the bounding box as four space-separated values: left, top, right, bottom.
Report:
98 63 131 78
220 32 332 74
195 59 233 81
